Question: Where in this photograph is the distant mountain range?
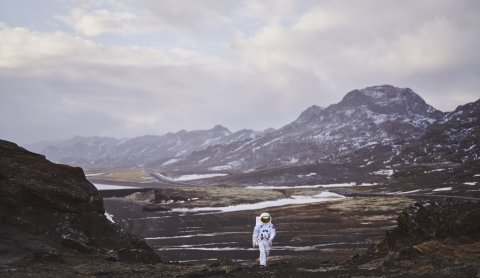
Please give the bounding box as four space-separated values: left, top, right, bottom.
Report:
26 125 264 168
26 85 480 172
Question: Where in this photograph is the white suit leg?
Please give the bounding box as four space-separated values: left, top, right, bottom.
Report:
259 240 270 266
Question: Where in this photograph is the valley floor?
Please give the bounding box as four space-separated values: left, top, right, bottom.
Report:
4 190 479 278
3 181 480 277
12 163 471 277
104 194 414 265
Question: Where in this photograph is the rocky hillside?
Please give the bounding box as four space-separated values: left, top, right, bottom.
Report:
0 139 158 265
363 199 480 277
397 98 480 163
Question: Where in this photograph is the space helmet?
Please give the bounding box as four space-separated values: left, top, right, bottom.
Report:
260 212 271 224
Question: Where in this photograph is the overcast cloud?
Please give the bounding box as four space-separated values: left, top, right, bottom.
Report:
1 0 479 144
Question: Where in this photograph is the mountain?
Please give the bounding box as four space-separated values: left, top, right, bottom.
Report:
26 85 479 174
0 139 158 265
39 136 120 166
397 98 480 163
160 85 445 171
30 125 262 168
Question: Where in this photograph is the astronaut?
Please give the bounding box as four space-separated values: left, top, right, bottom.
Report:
252 212 276 266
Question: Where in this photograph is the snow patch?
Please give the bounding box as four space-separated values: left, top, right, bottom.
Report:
386 189 421 195
357 183 378 187
364 142 378 147
173 173 228 181
201 137 221 146
151 172 227 182
145 232 244 240
373 169 394 176
424 169 445 174
208 161 241 171
289 157 299 164
131 216 171 221
162 158 181 166
432 187 452 192
262 137 283 147
163 246 254 251
248 183 353 189
104 212 115 223
464 182 477 185
208 165 232 171
162 242 353 252
298 173 317 178
93 183 137 190
247 182 377 190
198 157 210 163
171 191 346 213
466 145 476 151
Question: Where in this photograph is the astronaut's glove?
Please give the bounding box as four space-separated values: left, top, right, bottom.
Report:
268 239 273 246
252 241 257 248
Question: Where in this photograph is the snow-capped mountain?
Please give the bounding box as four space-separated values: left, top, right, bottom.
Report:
160 85 445 171
397 98 480 163
27 85 479 172
30 125 263 167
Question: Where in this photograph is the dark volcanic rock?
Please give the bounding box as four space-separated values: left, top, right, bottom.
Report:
0 139 159 265
377 199 480 250
360 199 480 277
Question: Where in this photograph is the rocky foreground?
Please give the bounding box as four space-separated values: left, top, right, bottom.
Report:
1 139 480 277
0 140 158 269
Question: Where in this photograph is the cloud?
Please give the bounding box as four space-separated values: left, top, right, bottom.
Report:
231 1 480 109
1 1 480 144
0 21 295 143
58 0 238 36
65 9 141 36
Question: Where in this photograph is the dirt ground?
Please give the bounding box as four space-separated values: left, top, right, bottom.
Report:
104 189 415 265
81 165 480 277
4 183 478 277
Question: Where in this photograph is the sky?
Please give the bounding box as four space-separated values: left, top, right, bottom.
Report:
1 0 479 144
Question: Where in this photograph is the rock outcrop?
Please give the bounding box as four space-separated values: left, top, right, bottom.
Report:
359 199 480 277
0 139 158 265
379 199 480 249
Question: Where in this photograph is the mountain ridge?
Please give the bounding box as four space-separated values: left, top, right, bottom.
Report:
157 85 450 171
28 125 262 168
24 85 479 172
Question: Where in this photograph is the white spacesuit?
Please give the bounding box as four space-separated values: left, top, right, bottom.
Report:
252 212 276 266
